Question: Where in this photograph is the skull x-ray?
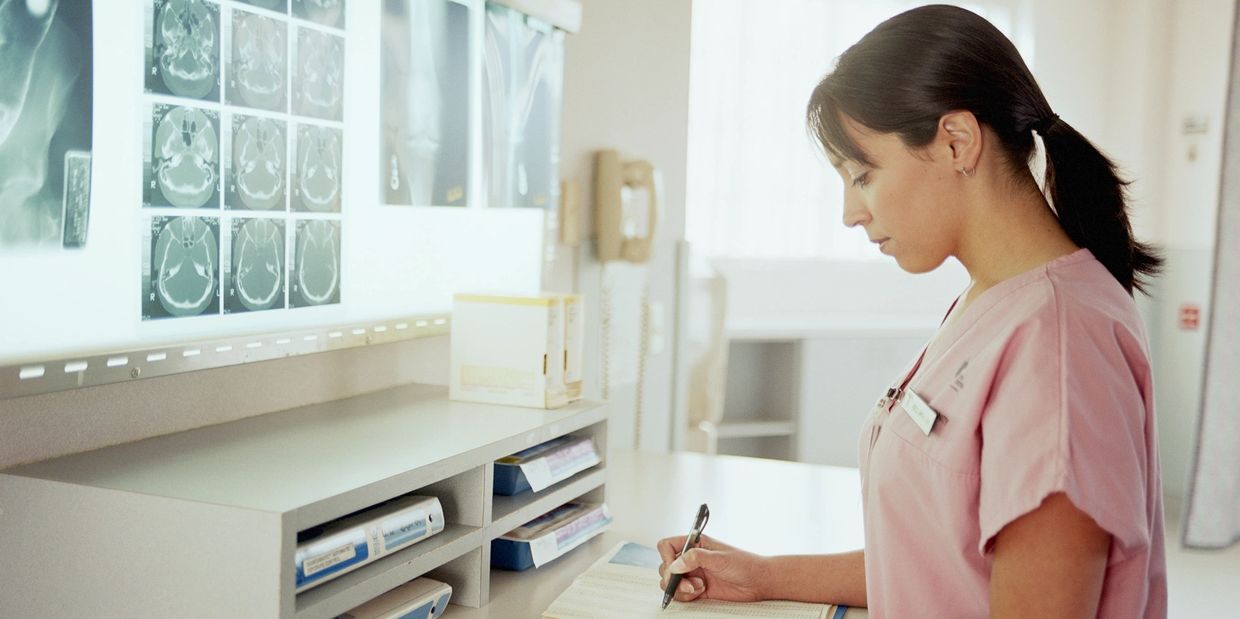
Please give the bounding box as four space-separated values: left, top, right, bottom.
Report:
143 216 221 319
292 0 344 29
227 8 288 112
227 114 287 210
144 103 221 208
145 0 220 102
380 0 469 207
291 219 340 307
237 0 288 12
292 124 342 213
0 0 93 251
293 26 344 121
483 4 564 209
225 217 286 312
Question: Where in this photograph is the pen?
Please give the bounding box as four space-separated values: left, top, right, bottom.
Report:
662 503 710 610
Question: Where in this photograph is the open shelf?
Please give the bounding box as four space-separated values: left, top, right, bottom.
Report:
0 384 609 618
717 420 796 438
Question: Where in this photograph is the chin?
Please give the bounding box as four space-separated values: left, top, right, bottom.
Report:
893 253 948 275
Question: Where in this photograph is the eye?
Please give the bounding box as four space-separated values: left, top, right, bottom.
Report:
850 172 871 188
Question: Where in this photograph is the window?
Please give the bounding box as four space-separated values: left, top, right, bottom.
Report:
685 0 1029 260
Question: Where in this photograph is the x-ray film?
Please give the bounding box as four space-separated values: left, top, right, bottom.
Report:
483 4 564 209
224 217 286 312
144 103 221 208
142 215 221 319
293 26 344 121
227 8 288 112
0 0 93 251
238 0 288 12
61 151 92 248
227 114 287 210
145 0 221 102
380 0 470 207
292 124 342 212
292 0 344 29
291 219 340 307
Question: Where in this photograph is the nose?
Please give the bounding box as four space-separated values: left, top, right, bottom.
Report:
842 194 870 228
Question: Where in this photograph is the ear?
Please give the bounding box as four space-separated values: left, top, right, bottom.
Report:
938 111 983 174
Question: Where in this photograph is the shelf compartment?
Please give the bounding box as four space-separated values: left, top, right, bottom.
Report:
489 466 607 538
293 523 481 619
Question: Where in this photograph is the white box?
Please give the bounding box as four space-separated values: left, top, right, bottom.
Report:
452 293 570 408
563 293 584 403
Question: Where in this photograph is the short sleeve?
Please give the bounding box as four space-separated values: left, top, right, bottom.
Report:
977 300 1152 562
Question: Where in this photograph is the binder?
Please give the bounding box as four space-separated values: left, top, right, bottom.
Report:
336 577 452 619
295 495 445 592
492 502 612 571
494 434 601 496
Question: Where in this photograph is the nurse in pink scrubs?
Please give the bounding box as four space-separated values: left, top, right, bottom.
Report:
657 5 1167 617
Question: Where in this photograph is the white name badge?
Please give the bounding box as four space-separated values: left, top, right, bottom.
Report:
902 389 939 436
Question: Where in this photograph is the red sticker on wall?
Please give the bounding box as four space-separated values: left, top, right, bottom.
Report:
1179 304 1201 331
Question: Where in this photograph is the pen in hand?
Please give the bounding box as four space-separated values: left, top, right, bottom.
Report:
662 503 710 610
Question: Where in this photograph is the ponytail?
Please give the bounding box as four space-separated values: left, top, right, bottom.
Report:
806 5 1162 295
1038 118 1162 295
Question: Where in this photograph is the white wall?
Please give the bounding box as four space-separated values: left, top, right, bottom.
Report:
554 0 694 452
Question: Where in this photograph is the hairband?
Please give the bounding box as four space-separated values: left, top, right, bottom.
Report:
1030 113 1060 135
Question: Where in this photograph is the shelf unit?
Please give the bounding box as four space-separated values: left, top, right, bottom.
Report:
717 339 801 460
0 384 608 619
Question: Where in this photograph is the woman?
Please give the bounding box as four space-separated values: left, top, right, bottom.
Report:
657 5 1166 617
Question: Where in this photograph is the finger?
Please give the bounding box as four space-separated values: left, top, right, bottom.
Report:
675 578 704 602
669 547 719 575
657 536 688 564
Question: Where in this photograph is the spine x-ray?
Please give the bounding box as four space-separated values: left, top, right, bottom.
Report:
380 0 470 207
483 4 564 209
0 0 93 251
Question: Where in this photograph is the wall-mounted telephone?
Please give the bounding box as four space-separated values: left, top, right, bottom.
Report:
594 150 660 263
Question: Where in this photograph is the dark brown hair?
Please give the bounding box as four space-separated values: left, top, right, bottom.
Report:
807 4 1161 294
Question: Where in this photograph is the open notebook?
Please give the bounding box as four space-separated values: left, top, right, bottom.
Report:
542 542 866 619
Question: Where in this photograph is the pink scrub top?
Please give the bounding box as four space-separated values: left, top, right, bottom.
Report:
858 249 1167 617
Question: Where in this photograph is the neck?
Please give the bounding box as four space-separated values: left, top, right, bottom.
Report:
954 173 1079 304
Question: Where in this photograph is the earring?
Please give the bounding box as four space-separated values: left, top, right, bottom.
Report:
958 167 975 178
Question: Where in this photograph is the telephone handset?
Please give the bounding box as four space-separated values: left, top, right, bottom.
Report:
594 149 660 263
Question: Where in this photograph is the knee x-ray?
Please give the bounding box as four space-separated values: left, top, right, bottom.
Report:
483 4 564 209
380 0 470 207
0 0 93 250
143 215 221 319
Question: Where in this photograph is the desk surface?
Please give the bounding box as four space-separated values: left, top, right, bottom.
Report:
451 449 866 618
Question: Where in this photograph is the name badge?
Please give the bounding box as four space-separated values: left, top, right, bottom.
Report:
901 389 939 436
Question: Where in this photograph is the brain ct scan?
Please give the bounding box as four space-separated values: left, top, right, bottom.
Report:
0 0 93 250
292 124 341 212
145 103 220 208
483 4 564 209
380 0 469 207
146 0 220 101
227 217 285 312
228 115 286 210
228 9 288 112
238 0 288 12
292 219 340 307
294 26 344 121
143 216 220 319
293 0 344 29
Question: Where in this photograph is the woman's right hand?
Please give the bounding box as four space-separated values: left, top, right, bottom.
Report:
656 534 770 604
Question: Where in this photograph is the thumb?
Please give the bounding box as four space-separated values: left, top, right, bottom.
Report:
668 548 725 575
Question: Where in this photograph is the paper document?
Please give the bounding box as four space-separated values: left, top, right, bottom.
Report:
542 542 866 619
